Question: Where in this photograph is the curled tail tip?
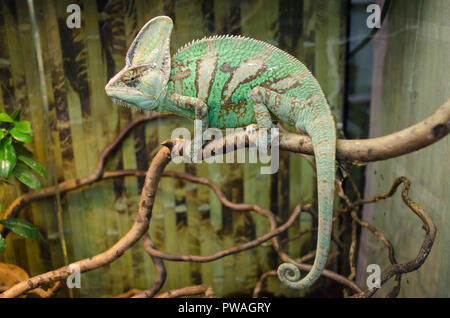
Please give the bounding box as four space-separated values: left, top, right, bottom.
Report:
277 262 311 290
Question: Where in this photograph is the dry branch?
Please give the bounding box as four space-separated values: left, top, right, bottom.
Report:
155 284 215 298
2 98 448 235
0 97 446 298
0 112 170 237
350 177 437 298
279 98 450 162
351 210 401 298
144 205 301 262
132 234 167 298
159 157 362 293
30 281 64 298
114 288 143 298
0 146 172 298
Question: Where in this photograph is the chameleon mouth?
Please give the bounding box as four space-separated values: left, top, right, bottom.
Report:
111 98 142 112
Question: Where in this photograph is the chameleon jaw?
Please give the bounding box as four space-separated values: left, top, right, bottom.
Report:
111 97 141 111
110 93 163 112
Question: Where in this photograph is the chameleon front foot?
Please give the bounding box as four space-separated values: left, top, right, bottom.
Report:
244 124 273 155
245 123 259 135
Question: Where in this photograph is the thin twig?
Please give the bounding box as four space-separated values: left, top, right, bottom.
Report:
132 233 167 298
155 285 215 298
350 178 436 298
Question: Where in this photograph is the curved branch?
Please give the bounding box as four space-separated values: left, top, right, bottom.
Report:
147 169 361 293
0 147 172 298
132 234 167 298
0 98 445 297
0 113 170 237
350 177 437 298
114 288 143 298
30 281 64 298
351 210 401 298
197 98 450 163
155 284 215 298
145 205 301 262
2 98 448 237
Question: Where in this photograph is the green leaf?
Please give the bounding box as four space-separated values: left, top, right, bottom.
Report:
13 121 32 134
0 218 41 241
14 143 33 157
18 154 47 179
0 129 4 140
12 164 41 190
0 112 13 123
10 127 32 143
10 107 21 121
0 235 6 253
0 137 17 178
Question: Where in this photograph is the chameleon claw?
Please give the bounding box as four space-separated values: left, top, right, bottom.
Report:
245 123 259 135
244 124 273 155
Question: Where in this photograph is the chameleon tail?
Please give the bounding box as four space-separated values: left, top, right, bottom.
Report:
277 111 336 289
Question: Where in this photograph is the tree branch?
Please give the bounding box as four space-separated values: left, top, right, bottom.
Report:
2 98 448 237
0 146 172 298
350 178 437 298
155 284 215 298
198 98 450 163
0 97 445 298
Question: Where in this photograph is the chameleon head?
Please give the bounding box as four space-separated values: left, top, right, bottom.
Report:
105 64 167 111
105 16 173 111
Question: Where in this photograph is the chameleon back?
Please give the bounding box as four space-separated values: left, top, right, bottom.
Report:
167 35 327 129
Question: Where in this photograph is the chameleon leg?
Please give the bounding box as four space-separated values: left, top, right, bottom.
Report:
249 86 303 128
250 86 336 290
248 90 274 130
168 94 209 162
248 87 280 153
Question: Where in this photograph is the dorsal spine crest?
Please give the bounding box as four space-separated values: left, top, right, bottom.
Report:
174 34 299 65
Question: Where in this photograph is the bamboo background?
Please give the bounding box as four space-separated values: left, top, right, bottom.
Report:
0 0 348 297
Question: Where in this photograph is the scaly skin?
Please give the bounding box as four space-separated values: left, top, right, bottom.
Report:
105 16 336 289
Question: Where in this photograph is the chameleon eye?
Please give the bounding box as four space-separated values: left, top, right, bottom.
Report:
121 65 154 87
122 70 140 87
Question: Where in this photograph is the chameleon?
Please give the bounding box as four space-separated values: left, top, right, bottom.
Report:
105 16 336 290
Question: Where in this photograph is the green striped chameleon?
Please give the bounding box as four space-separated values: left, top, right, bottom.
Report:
105 16 336 289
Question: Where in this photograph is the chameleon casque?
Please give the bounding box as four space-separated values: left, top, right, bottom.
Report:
105 16 336 290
